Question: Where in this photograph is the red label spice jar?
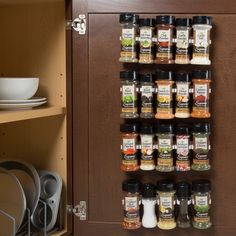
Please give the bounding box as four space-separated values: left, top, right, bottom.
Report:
191 70 211 118
120 123 139 172
155 15 175 64
155 70 174 119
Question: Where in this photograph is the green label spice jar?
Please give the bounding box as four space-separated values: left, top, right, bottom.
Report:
119 13 139 63
140 74 154 118
122 180 142 230
156 124 174 172
120 71 139 119
156 180 176 230
192 180 212 229
139 18 155 64
191 123 211 171
191 16 212 65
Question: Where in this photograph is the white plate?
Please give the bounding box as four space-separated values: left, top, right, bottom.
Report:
0 97 47 104
0 101 47 110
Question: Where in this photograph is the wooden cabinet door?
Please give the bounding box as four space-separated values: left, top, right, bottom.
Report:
72 0 236 235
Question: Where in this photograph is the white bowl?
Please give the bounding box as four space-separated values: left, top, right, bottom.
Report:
0 78 39 100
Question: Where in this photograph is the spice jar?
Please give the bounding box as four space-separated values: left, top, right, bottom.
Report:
119 13 139 63
155 70 174 119
120 71 139 119
192 179 212 229
142 183 157 228
191 123 211 171
175 18 192 64
191 16 212 65
122 179 142 230
176 182 191 228
140 124 155 171
191 70 211 118
155 15 175 64
139 18 155 64
175 72 191 118
156 124 174 172
120 123 139 172
140 73 154 118
156 180 176 230
175 125 191 172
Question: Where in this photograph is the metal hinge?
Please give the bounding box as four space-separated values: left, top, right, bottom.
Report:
67 201 87 220
66 14 86 34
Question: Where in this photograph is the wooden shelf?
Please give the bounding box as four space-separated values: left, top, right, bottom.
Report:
0 106 65 124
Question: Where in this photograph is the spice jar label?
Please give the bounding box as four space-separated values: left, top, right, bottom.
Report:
193 195 210 223
141 136 154 160
122 138 137 165
124 196 140 223
176 30 189 49
195 137 207 150
157 138 173 167
140 29 152 48
156 29 173 59
158 30 171 43
195 30 209 47
193 84 208 109
176 83 190 111
157 85 172 112
141 85 153 113
176 136 190 171
121 85 137 113
159 196 175 220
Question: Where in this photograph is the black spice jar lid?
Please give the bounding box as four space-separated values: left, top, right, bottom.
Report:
139 18 155 27
142 183 156 198
140 73 154 83
176 18 192 27
176 72 191 82
192 70 211 80
157 180 176 192
156 15 175 25
120 71 138 81
177 182 191 198
192 179 211 192
122 179 141 193
157 124 174 134
176 124 190 135
120 123 139 133
192 123 210 134
156 70 173 81
192 16 212 25
140 124 154 134
119 13 139 24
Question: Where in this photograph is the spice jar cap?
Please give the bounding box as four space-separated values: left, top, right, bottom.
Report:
176 124 190 135
156 124 173 134
192 179 211 192
192 70 211 80
119 13 139 24
140 73 154 83
176 72 191 82
177 182 191 198
156 15 175 25
192 16 212 25
157 180 176 192
122 179 141 193
139 18 155 27
176 18 192 27
156 70 173 80
140 124 154 134
142 183 156 198
120 123 139 133
120 71 138 81
192 123 210 133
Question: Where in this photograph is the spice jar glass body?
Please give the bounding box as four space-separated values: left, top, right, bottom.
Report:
192 180 212 229
191 16 212 65
119 13 139 63
155 16 175 64
156 180 176 230
175 73 191 118
175 18 192 64
156 124 174 172
120 124 140 172
140 74 154 118
120 71 139 119
191 125 211 171
139 19 155 64
122 180 141 230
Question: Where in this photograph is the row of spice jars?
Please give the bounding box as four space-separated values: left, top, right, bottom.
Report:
119 14 212 65
120 70 211 119
122 179 212 230
120 123 211 172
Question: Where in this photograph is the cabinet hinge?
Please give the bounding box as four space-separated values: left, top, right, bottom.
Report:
66 15 86 35
67 201 87 220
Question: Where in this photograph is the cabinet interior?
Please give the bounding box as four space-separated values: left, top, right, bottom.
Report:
0 0 69 235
